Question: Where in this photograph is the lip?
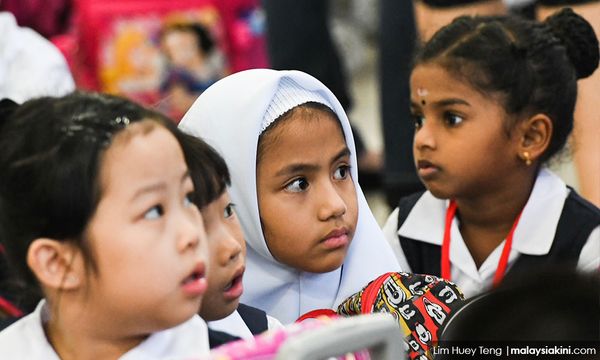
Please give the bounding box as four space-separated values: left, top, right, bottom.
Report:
223 266 244 301
181 262 208 297
416 159 440 180
321 227 350 250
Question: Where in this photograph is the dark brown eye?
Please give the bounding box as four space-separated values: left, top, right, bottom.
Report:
224 203 236 218
285 178 309 192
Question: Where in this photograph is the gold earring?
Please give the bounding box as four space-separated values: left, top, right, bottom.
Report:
523 151 532 166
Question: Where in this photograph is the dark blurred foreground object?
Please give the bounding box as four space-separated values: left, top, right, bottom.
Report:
441 267 600 342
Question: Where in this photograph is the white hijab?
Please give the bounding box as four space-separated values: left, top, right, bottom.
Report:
179 69 400 323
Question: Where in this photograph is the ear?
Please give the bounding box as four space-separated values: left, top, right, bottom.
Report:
27 238 83 291
515 113 552 165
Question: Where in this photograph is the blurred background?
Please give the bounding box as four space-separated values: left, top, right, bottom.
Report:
0 0 591 225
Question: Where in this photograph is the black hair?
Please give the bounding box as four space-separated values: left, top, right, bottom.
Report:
440 267 600 343
257 102 343 163
415 8 599 162
0 99 19 126
178 131 231 209
0 91 180 294
161 22 215 55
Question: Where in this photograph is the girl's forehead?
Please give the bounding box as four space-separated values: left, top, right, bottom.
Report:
410 64 480 99
109 120 158 146
99 125 184 192
263 113 346 157
266 108 345 144
411 64 458 87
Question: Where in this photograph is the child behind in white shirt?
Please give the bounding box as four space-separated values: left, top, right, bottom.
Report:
178 132 283 347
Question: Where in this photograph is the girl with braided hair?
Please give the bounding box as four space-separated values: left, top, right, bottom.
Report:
383 8 600 298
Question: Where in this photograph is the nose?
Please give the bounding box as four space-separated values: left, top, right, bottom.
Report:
178 209 204 253
217 229 243 266
317 180 347 221
414 118 436 151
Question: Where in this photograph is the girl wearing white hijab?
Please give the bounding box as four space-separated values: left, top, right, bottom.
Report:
179 69 401 324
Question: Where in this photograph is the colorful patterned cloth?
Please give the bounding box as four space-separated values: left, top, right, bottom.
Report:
337 272 465 359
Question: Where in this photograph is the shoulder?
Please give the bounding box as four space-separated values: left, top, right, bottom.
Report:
208 328 241 349
237 303 270 335
126 314 210 358
556 187 600 240
383 191 428 234
266 314 285 331
237 303 267 319
565 189 600 271
564 188 600 219
0 312 54 359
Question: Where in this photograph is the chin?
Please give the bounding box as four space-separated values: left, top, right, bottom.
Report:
155 312 197 331
302 257 345 274
200 300 239 321
425 185 453 200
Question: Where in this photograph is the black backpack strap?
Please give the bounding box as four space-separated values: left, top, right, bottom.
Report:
507 189 600 276
208 328 241 349
236 303 269 335
396 191 443 276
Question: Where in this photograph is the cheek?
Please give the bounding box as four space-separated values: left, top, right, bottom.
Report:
343 181 359 224
261 216 287 250
258 192 291 237
260 204 305 260
207 238 220 269
234 228 247 256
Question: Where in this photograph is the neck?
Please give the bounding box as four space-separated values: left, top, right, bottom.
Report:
454 171 536 267
44 296 148 360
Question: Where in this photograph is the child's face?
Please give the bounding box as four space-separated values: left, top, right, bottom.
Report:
257 109 358 273
410 64 519 199
199 191 246 321
84 124 208 333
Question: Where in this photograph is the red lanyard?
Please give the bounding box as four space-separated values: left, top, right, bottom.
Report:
441 200 523 287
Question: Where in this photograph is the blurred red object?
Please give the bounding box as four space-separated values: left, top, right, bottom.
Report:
1 0 72 38
49 0 268 120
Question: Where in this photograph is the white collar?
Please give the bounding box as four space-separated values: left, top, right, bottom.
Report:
122 315 209 359
0 300 209 360
399 168 569 256
208 310 253 340
179 69 400 323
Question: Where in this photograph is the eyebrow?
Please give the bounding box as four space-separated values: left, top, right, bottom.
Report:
410 98 471 109
274 147 351 177
131 170 191 201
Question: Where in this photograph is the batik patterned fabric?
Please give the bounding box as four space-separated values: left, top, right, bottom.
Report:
337 272 464 360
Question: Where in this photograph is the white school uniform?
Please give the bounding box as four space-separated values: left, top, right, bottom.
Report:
208 309 283 339
179 69 401 324
383 169 600 299
0 300 210 359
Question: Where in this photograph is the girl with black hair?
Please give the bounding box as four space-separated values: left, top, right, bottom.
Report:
383 8 599 298
0 92 211 358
